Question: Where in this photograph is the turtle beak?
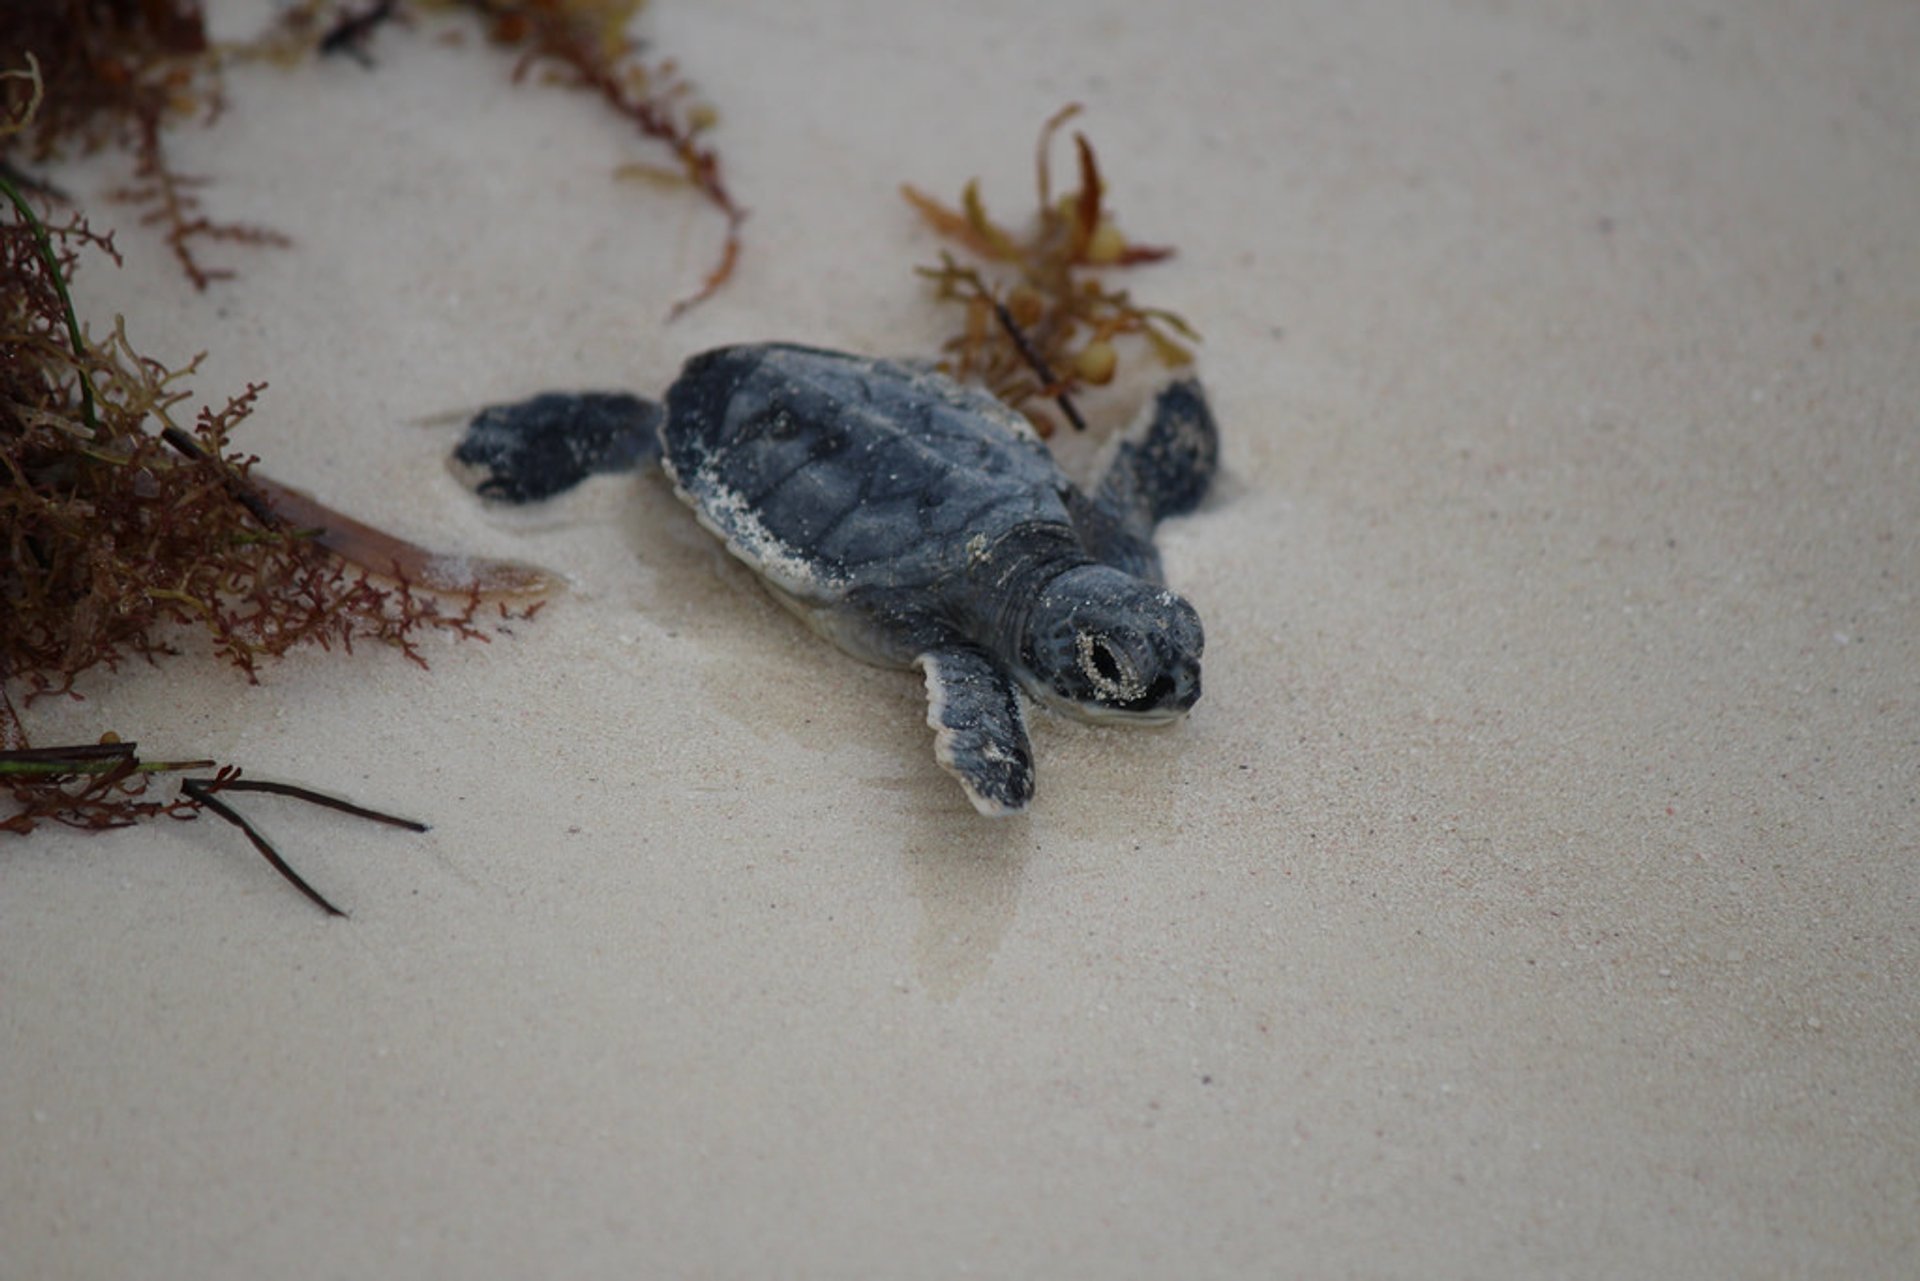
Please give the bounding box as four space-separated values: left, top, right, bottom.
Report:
1128 651 1201 718
1143 593 1204 715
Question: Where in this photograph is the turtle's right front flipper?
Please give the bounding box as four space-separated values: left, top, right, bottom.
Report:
453 391 663 503
914 646 1035 817
1070 378 1221 583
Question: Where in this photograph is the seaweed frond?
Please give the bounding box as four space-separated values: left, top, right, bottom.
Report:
903 104 1198 435
478 0 745 317
0 737 211 836
0 3 291 287
3 52 552 913
2 743 427 916
3 2 743 305
267 0 745 316
3 80 551 788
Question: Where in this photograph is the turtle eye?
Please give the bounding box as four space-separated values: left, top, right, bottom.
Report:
1076 632 1142 701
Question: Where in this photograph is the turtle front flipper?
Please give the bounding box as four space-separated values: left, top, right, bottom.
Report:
914 646 1035 816
453 391 663 503
1071 378 1221 583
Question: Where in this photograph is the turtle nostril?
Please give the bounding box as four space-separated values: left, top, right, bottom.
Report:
1129 673 1178 710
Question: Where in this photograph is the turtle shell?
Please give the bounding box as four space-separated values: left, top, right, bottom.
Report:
659 344 1072 602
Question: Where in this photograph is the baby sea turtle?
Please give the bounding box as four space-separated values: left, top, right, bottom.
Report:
454 343 1218 815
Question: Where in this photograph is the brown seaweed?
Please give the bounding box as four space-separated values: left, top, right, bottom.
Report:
0 3 291 288
2 71 545 892
271 0 745 315
1 739 426 916
2 1 743 308
902 104 1199 435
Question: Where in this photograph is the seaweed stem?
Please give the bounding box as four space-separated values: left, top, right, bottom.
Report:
201 776 429 832
157 418 283 531
180 776 348 917
0 154 99 436
176 770 429 916
991 296 1088 432
0 744 216 776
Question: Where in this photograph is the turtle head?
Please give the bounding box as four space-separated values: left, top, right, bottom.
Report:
1018 565 1204 724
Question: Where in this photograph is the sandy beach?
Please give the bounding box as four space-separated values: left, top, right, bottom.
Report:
6 2 1917 1276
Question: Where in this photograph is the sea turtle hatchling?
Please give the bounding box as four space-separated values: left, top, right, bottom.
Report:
454 343 1219 815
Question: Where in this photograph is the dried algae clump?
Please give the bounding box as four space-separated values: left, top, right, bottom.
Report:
0 1 290 287
483 0 744 317
903 104 1199 436
0 175 523 708
2 65 549 886
274 0 745 316
1 1 743 309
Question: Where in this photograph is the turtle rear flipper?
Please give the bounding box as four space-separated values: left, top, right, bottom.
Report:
1071 377 1220 582
915 646 1035 816
454 391 663 504
1117 377 1220 522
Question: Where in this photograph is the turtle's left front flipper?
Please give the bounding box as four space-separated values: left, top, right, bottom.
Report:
1068 378 1220 583
914 645 1035 816
453 391 663 504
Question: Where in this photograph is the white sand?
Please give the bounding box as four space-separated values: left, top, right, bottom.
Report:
6 2 1918 1276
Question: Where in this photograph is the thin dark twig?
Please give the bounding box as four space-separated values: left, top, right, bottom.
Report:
992 299 1088 432
157 424 284 531
205 777 428 831
180 777 347 917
